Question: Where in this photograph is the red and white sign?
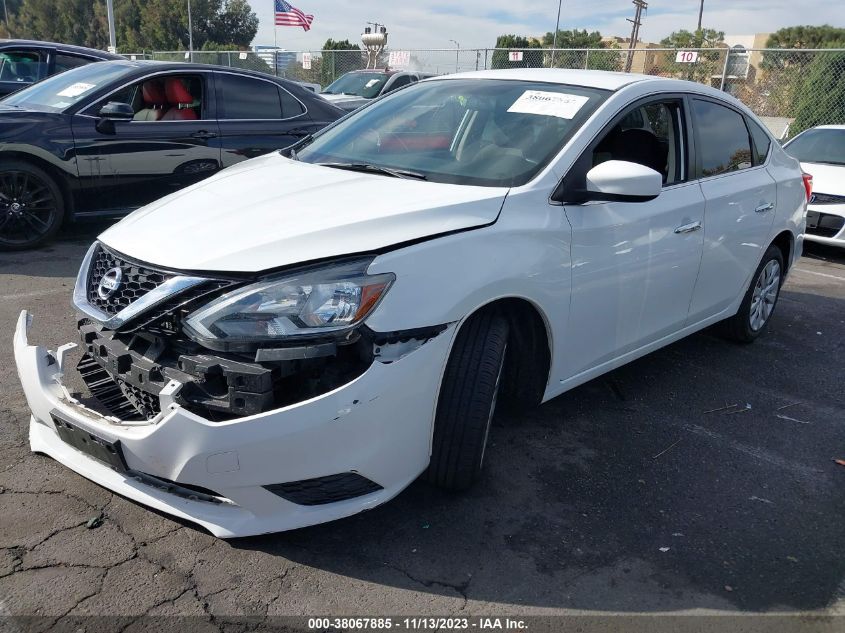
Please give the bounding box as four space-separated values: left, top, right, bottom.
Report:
302 52 312 69
509 51 523 62
388 50 411 67
675 51 699 63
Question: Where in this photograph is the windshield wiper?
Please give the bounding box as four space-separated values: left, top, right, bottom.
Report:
317 162 427 180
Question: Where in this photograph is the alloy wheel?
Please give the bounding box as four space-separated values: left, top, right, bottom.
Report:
749 259 780 332
0 170 59 247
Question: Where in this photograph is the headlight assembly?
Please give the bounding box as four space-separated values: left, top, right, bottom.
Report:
183 259 394 352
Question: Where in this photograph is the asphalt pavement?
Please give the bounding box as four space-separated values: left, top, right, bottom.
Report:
0 222 843 631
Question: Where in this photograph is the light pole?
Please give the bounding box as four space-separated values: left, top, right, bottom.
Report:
105 0 116 52
550 0 563 66
449 39 460 73
187 0 194 62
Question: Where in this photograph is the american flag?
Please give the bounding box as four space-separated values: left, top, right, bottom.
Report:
275 0 314 31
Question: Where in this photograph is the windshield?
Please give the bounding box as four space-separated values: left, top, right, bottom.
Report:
785 128 845 166
299 78 608 187
2 62 131 112
323 72 389 98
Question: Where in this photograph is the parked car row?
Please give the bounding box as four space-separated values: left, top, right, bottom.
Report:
0 59 345 249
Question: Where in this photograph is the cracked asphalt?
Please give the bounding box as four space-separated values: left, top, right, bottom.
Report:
0 222 843 631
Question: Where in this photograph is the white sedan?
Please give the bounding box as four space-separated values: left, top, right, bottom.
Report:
14 69 808 537
784 124 845 247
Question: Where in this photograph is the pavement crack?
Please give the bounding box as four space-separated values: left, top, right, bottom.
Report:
384 564 471 609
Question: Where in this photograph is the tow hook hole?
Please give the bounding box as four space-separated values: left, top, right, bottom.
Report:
234 397 245 409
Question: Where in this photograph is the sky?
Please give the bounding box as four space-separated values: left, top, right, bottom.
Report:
255 0 845 51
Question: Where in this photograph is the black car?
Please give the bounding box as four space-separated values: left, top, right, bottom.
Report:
0 39 123 98
0 60 345 249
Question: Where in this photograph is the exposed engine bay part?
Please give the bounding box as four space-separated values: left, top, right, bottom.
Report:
76 319 448 423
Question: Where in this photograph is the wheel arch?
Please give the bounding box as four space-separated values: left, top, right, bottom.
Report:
770 229 795 273
449 296 553 410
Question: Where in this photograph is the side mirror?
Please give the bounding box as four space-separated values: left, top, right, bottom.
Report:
583 160 662 203
99 101 135 120
95 101 134 134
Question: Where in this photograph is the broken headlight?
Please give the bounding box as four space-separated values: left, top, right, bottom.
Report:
183 259 394 352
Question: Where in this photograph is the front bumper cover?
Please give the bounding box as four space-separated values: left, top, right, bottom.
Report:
14 310 454 538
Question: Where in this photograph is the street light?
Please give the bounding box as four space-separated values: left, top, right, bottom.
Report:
449 39 460 73
187 0 194 62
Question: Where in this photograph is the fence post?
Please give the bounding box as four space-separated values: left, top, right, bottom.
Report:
484 49 488 70
718 48 731 92
585 48 590 69
227 51 231 68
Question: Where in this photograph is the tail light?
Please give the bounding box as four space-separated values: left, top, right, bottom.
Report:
802 172 813 201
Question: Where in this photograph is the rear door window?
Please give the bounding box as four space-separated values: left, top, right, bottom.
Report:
692 99 754 177
0 50 47 84
216 74 282 120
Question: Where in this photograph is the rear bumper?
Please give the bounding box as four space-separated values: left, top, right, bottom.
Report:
14 311 453 537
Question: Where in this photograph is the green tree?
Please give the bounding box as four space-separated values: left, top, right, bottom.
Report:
660 28 725 83
8 0 257 51
542 29 617 70
790 46 845 135
320 38 363 86
491 34 543 69
207 0 258 49
763 25 845 70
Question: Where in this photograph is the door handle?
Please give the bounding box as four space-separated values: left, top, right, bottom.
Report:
755 202 775 213
674 221 702 234
191 130 218 140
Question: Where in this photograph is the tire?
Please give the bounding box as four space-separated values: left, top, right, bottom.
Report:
426 310 509 491
0 161 65 250
721 245 785 343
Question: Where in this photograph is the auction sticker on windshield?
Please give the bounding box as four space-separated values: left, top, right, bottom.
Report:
507 90 590 119
57 82 96 98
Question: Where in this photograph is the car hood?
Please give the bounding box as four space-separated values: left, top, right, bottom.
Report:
799 162 845 196
99 152 508 273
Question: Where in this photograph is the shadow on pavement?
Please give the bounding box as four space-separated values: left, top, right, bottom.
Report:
231 289 845 613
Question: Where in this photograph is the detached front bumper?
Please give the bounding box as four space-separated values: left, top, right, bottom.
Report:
13 311 454 538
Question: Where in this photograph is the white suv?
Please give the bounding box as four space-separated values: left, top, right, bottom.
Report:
15 69 808 537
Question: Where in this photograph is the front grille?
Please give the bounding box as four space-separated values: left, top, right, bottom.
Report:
264 473 383 506
87 245 174 316
806 210 845 238
810 192 845 205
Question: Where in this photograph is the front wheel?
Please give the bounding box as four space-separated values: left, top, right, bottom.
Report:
721 245 784 343
426 310 509 491
0 162 65 250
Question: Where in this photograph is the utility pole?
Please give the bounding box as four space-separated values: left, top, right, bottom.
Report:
550 0 563 67
625 0 647 72
106 0 116 53
697 0 704 32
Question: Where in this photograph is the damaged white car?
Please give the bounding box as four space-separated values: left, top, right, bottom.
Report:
14 69 807 537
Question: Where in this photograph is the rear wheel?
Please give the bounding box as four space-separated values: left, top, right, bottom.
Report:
0 162 65 250
721 245 784 343
426 310 509 491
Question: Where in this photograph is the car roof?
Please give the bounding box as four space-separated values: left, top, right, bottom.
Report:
0 39 123 60
95 59 302 83
812 125 845 130
427 68 665 91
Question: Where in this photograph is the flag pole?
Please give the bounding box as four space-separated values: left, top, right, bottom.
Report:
273 20 278 76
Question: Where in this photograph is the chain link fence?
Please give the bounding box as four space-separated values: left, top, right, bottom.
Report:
123 47 845 140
